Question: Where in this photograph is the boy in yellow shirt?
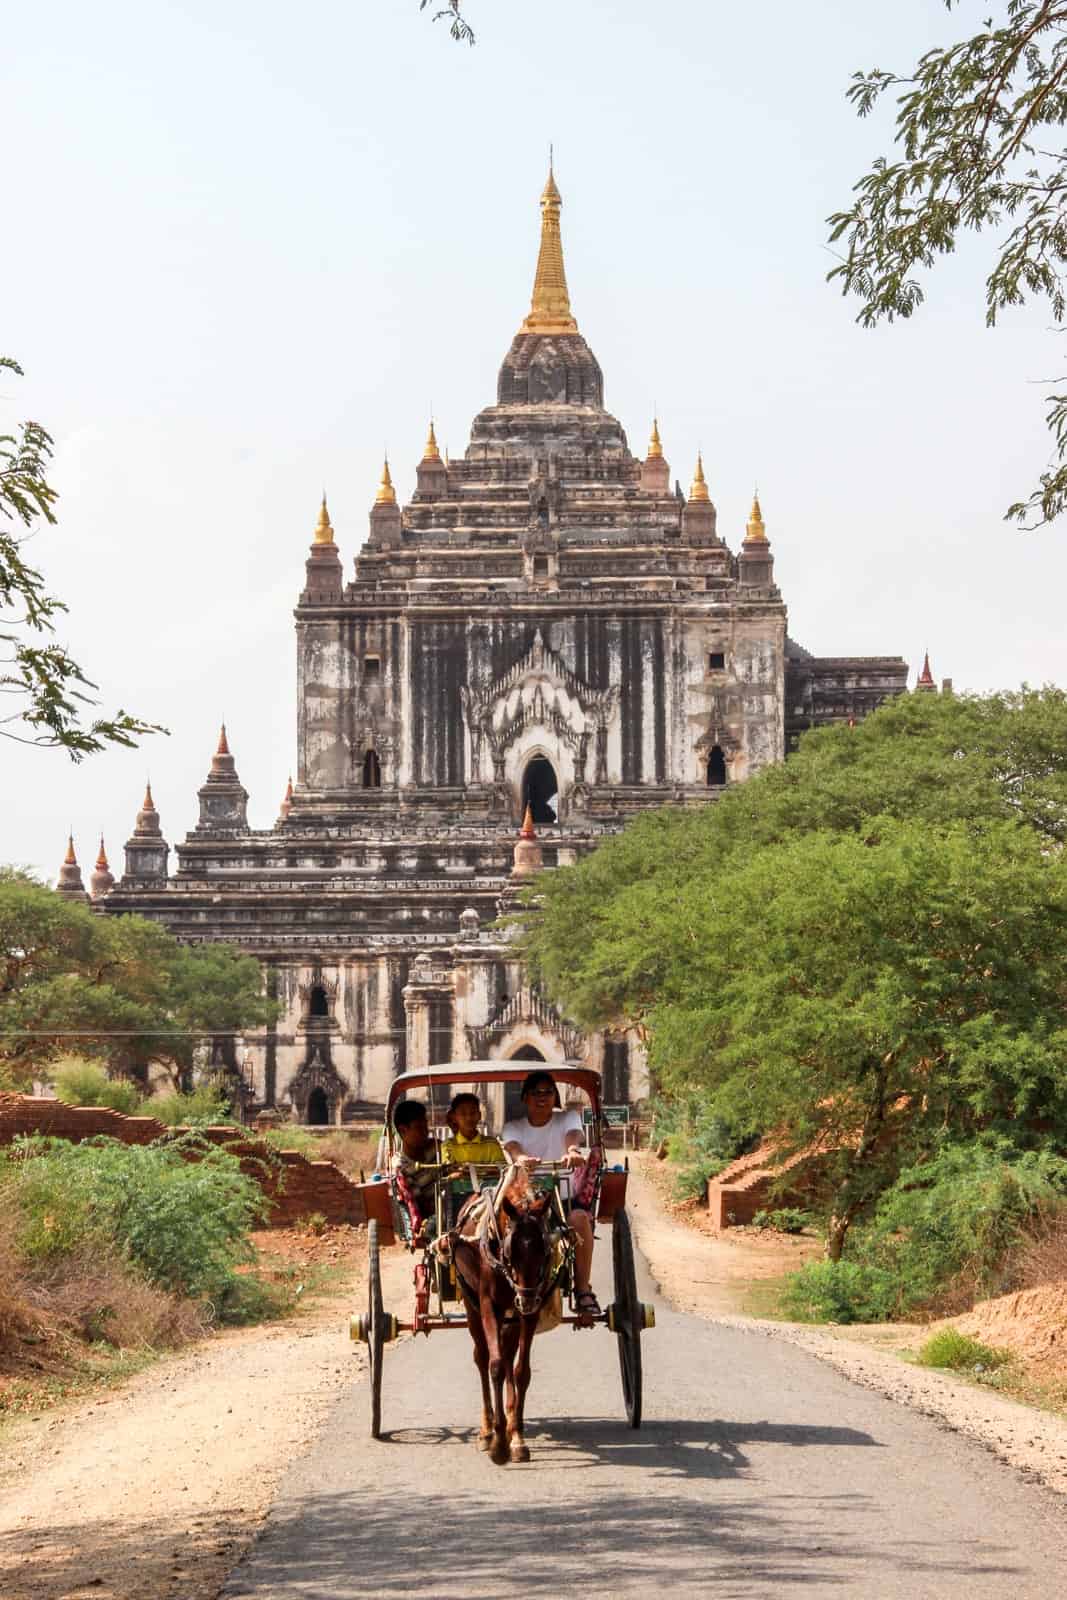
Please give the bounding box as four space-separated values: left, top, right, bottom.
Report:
441 1092 506 1166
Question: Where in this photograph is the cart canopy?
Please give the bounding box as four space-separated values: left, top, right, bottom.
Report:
385 1062 603 1119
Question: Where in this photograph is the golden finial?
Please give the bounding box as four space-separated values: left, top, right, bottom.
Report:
375 456 397 506
520 803 536 839
217 722 231 757
96 835 109 870
422 420 441 463
648 417 664 460
142 782 155 811
313 493 335 545
688 453 710 504
745 491 768 543
521 165 578 336
64 833 77 866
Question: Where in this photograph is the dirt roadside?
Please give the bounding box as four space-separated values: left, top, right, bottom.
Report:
626 1156 1067 1499
0 1228 395 1600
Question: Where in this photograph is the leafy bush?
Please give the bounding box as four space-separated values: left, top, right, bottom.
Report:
143 1084 234 1127
259 1125 318 1157
855 1140 1067 1313
917 1329 1012 1374
4 1133 266 1305
753 1206 812 1234
52 1059 141 1114
651 1090 758 1201
778 1260 899 1324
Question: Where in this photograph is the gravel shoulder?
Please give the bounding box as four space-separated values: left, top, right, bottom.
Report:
626 1157 1067 1499
0 1235 370 1600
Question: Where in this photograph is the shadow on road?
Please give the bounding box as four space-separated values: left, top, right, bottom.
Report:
383 1415 884 1481
220 1486 1024 1598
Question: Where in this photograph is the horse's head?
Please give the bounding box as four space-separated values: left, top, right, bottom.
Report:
499 1192 554 1316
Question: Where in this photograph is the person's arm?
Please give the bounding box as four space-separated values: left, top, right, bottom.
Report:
562 1110 586 1166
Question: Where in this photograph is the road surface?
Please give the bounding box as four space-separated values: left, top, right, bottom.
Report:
222 1224 1066 1598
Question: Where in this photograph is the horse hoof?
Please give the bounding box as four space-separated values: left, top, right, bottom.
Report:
490 1440 510 1466
476 1432 493 1452
509 1441 530 1463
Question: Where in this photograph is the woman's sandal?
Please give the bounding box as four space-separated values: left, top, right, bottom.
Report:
574 1289 601 1326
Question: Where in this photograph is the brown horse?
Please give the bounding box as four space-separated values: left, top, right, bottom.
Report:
452 1189 559 1465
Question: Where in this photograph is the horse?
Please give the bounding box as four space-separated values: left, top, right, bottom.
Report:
451 1185 559 1465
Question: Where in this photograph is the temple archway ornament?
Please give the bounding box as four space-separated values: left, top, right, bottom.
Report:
467 985 585 1062
289 1047 346 1124
460 628 618 798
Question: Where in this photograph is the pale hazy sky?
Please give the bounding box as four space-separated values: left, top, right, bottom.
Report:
4 0 1064 881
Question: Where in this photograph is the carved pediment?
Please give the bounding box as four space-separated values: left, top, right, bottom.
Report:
467 986 584 1061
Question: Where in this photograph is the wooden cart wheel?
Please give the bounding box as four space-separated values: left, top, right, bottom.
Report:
367 1219 385 1439
611 1207 643 1429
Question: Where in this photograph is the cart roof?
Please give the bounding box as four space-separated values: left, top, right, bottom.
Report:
386 1062 602 1115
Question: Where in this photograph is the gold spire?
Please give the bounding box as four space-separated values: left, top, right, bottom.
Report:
520 803 536 839
313 493 335 545
688 453 710 504
96 835 109 870
142 781 155 812
648 417 663 460
64 833 77 866
521 165 578 335
375 457 397 506
745 492 768 543
422 420 441 463
217 723 230 757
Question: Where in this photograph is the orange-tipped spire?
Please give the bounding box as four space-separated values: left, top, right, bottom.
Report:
375 457 397 506
95 835 109 870
744 492 768 543
64 833 77 866
648 417 664 460
422 420 441 463
313 493 335 545
142 781 155 812
917 650 935 688
521 164 579 335
688 453 710 504
520 804 536 839
217 723 231 757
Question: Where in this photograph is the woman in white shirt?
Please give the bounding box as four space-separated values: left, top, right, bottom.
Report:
501 1070 600 1323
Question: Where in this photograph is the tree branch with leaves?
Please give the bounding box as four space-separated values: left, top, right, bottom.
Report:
1 357 164 757
828 1 1067 527
419 0 475 46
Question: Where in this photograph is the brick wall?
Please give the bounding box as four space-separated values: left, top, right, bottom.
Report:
0 1095 365 1227
706 1142 814 1230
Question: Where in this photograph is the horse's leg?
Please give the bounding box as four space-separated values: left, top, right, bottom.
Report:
464 1295 493 1449
482 1290 510 1466
501 1315 521 1442
508 1313 536 1463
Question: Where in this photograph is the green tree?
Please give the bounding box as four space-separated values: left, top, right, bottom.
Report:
523 688 1067 1031
420 1 475 44
829 2 1067 527
0 877 278 1089
521 690 1067 1255
1 357 162 756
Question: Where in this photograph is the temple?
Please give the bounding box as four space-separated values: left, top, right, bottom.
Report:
82 168 909 1123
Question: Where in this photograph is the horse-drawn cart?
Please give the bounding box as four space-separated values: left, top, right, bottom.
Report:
350 1063 655 1455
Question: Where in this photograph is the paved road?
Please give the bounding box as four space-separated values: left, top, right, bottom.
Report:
223 1227 1066 1598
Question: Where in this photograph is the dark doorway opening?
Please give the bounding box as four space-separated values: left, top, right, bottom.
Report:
706 746 727 786
362 749 381 789
506 1044 546 1121
306 1086 330 1125
522 757 559 824
309 984 330 1019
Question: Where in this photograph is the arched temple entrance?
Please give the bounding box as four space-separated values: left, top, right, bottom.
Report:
505 1043 546 1120
706 745 727 786
522 757 559 824
306 1086 330 1125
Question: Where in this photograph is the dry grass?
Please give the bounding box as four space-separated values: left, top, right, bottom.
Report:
1014 1210 1067 1291
312 1129 377 1177
0 1207 205 1393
